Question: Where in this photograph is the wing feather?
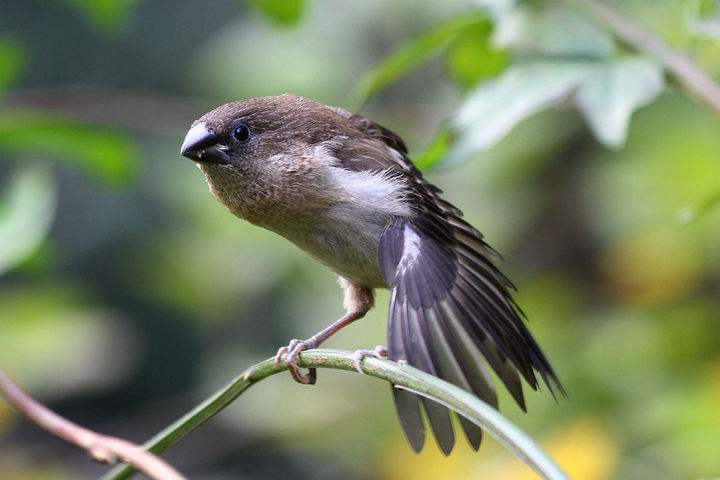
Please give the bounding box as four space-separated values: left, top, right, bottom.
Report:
404 299 456 455
340 112 564 454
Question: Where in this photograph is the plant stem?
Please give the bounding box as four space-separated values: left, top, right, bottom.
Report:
0 370 186 480
100 349 568 480
565 0 720 115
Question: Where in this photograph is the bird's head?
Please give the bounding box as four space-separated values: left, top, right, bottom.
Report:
180 94 360 224
180 94 347 168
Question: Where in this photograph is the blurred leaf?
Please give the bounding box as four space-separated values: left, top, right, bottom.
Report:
601 229 701 305
414 126 453 171
583 92 720 247
676 190 720 224
445 23 507 88
576 57 664 147
0 165 56 276
494 6 615 58
475 0 518 20
0 38 25 92
690 0 720 16
0 112 139 185
447 418 619 480
691 17 720 40
62 0 140 33
686 0 720 40
448 57 663 164
245 0 304 25
355 14 490 104
533 419 619 480
0 285 138 396
449 61 588 164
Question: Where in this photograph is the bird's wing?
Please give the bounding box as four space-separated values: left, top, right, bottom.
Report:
331 112 564 454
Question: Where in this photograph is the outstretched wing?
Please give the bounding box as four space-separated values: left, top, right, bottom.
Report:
379 218 563 454
332 110 564 454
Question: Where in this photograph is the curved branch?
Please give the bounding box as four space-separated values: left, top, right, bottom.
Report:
565 0 720 115
100 349 568 480
0 369 186 480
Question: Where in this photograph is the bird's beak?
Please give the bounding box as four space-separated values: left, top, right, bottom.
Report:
180 122 229 164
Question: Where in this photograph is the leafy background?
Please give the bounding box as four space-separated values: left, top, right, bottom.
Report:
2 0 720 479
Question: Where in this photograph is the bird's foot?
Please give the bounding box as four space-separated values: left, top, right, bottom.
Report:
352 345 388 374
274 339 317 385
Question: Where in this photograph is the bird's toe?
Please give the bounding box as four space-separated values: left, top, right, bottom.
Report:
275 339 316 385
352 345 388 374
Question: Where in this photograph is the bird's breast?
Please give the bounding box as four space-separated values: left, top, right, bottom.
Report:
276 166 413 288
278 203 391 288
200 161 412 288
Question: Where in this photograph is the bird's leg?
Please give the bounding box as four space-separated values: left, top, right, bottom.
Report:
274 279 373 385
352 345 388 374
274 311 365 384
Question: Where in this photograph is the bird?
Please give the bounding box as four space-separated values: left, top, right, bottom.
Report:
180 94 564 454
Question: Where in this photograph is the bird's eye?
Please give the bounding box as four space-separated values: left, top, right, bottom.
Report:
232 124 250 143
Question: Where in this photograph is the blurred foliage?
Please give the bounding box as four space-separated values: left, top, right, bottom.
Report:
444 22 507 88
62 0 141 33
245 0 305 25
687 0 720 40
354 13 500 104
359 1 668 168
0 37 25 92
382 417 618 480
1 0 720 479
0 166 55 275
0 284 137 396
0 112 139 185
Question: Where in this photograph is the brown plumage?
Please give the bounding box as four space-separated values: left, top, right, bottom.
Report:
180 94 564 454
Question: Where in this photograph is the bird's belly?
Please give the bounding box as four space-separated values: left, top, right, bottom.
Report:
278 211 390 288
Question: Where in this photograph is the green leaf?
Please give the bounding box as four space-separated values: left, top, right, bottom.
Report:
245 0 305 25
354 14 490 105
494 6 615 58
448 57 664 164
449 61 589 164
62 0 140 33
576 57 664 147
0 111 139 186
414 126 453 171
445 23 508 88
0 165 56 276
0 37 25 92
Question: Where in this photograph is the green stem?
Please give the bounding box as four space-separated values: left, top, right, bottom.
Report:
100 349 568 480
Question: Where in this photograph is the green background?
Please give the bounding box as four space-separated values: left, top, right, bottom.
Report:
1 1 720 479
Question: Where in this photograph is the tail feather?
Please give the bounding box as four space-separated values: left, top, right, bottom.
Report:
391 388 425 452
404 299 456 455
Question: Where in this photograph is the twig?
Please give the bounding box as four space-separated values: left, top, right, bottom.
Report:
101 349 568 480
0 369 187 480
565 0 720 115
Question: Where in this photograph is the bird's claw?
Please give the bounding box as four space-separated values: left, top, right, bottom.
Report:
274 339 317 385
352 345 388 374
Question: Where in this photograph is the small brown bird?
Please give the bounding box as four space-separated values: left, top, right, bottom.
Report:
181 94 563 454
